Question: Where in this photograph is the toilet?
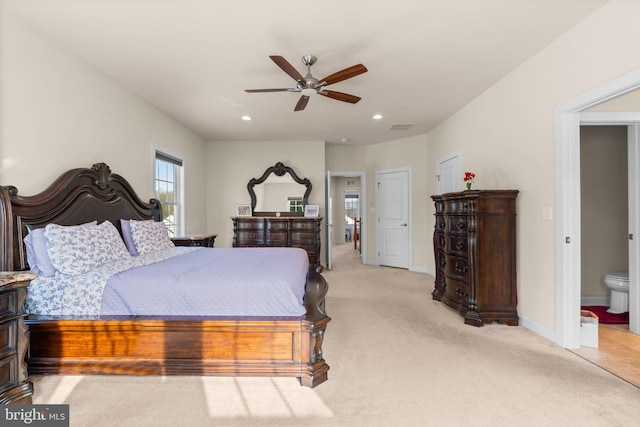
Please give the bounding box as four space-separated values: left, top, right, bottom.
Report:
604 272 629 314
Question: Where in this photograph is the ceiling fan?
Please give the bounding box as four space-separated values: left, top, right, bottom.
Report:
245 55 368 111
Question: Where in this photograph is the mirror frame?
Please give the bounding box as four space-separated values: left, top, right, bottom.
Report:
248 162 312 217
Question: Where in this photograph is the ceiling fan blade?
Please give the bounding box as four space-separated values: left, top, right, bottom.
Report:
270 55 306 83
319 64 368 86
320 90 362 104
245 88 291 93
294 95 310 111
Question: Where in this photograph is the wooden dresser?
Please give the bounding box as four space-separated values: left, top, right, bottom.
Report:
431 190 518 326
0 271 35 404
232 217 322 267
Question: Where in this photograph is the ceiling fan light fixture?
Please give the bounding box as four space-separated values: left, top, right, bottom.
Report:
245 55 367 111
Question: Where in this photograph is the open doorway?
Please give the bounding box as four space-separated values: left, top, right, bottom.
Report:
555 68 640 350
326 171 366 270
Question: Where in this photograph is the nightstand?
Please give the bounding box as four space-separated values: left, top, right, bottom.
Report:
0 271 36 404
171 233 217 248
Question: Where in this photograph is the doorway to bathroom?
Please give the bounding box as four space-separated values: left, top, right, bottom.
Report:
579 125 629 325
555 69 640 350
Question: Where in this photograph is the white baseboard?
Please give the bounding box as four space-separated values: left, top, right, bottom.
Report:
518 314 559 346
410 266 430 274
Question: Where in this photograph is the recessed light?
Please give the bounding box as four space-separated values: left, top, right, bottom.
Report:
241 115 252 121
341 138 350 143
372 114 383 120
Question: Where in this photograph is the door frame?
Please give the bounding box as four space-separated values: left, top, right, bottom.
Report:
375 166 412 269
326 170 367 269
555 68 640 348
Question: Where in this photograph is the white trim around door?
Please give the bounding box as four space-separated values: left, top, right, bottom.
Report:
555 68 640 348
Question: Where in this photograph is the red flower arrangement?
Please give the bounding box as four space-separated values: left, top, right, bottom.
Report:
464 172 475 190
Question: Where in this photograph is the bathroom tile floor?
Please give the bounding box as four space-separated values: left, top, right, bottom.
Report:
570 324 640 388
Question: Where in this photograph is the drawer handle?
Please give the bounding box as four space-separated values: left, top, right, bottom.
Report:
456 222 466 230
455 242 464 250
454 262 468 273
455 289 468 297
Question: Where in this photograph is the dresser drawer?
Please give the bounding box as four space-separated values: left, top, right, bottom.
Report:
444 278 470 305
235 220 265 230
290 220 318 231
0 291 17 320
265 232 288 246
444 255 469 281
0 322 16 359
265 220 288 230
290 232 317 244
443 199 471 214
446 216 468 234
235 231 264 245
446 236 467 256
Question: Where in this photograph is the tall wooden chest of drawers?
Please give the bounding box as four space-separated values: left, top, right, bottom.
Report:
431 190 518 326
232 217 323 267
0 272 35 404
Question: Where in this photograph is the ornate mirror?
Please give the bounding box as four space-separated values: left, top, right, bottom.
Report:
248 162 312 216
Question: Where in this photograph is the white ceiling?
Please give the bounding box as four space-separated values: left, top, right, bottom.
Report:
4 0 608 146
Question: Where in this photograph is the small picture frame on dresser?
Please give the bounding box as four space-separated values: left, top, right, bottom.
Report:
236 204 252 216
304 204 319 217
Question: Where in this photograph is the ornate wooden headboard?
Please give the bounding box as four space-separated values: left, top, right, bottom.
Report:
0 163 162 271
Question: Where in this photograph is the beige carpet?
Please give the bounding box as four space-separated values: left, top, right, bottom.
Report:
32 243 640 426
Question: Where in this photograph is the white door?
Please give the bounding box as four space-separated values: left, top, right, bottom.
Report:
437 153 461 194
377 168 410 268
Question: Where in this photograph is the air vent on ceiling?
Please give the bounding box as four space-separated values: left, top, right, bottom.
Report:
389 123 415 131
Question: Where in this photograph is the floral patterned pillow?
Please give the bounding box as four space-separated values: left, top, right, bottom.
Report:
129 219 174 255
45 220 131 276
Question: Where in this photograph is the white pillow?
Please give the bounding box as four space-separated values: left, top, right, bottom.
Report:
24 221 97 276
129 219 174 255
45 220 131 275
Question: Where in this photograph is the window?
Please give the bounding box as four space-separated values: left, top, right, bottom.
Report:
288 196 304 213
345 193 359 219
155 151 183 237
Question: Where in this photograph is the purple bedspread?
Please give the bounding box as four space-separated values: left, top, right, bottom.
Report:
100 247 309 317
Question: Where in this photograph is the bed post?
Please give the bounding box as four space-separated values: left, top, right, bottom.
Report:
300 267 331 387
0 186 14 271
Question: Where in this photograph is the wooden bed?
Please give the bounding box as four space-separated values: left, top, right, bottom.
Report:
0 163 330 387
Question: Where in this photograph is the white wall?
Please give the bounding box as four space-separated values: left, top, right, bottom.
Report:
426 0 640 333
364 135 430 271
0 10 208 233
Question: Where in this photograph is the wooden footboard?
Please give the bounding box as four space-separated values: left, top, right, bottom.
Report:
26 268 330 388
